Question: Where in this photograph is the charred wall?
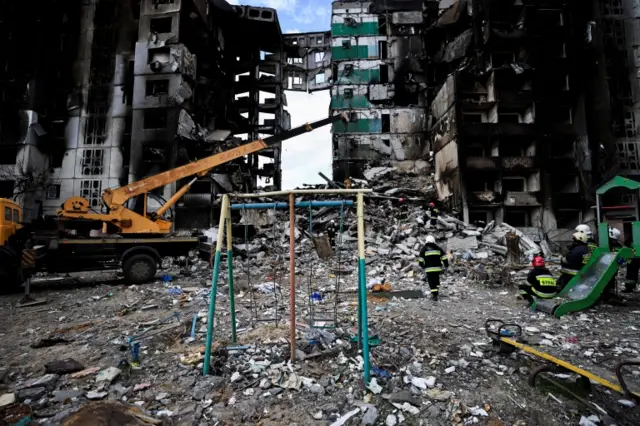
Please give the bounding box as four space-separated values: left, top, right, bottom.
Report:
428 0 597 242
0 0 290 229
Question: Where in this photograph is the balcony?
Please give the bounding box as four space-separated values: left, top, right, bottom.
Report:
503 191 541 207
468 190 502 206
465 156 537 171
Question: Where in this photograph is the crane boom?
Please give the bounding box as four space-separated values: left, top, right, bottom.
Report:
57 113 346 235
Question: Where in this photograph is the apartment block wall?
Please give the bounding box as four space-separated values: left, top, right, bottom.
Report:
328 0 429 182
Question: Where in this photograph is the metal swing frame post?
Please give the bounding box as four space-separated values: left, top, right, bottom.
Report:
288 193 296 362
204 194 230 375
357 192 371 384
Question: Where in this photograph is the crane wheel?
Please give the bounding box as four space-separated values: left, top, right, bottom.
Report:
0 246 21 293
123 253 158 284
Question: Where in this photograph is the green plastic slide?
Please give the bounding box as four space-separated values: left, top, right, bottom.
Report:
533 248 633 318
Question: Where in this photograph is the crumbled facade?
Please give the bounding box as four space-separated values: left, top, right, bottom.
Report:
0 0 290 228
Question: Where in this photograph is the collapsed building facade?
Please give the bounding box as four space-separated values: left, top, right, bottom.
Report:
285 0 640 244
0 0 290 228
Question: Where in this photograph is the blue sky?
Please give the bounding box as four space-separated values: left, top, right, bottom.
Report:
228 0 334 189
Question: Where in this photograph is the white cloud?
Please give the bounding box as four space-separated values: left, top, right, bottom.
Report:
293 3 327 25
252 0 298 12
285 28 301 34
226 0 240 4
281 90 332 189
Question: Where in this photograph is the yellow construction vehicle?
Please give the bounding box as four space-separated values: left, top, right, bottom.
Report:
0 113 345 288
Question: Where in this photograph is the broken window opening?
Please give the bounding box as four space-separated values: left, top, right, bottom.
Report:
153 0 175 5
556 211 580 229
80 180 103 209
499 141 525 157
315 73 325 85
0 181 14 198
146 79 170 97
381 113 390 132
293 76 302 85
131 0 141 20
462 113 484 123
344 64 354 76
150 17 172 34
82 149 105 176
316 36 323 45
88 86 110 115
468 179 491 192
381 137 390 147
342 40 351 49
498 112 521 123
0 146 18 164
46 184 61 200
491 52 515 68
314 52 325 63
378 41 388 59
147 46 170 67
466 146 486 157
538 9 564 27
379 65 389 83
504 210 528 227
378 15 388 35
143 109 167 129
469 211 489 225
85 116 107 145
502 177 526 192
551 174 579 193
344 88 354 99
293 57 303 64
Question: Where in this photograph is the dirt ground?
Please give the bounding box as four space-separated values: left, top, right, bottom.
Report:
1 265 640 426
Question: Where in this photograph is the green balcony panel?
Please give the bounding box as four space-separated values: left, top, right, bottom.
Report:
331 22 379 36
333 118 382 133
331 95 372 109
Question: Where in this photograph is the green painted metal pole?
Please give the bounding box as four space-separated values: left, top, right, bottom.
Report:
203 195 230 375
356 193 371 384
226 215 237 344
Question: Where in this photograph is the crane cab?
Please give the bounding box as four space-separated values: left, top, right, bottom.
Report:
0 198 22 246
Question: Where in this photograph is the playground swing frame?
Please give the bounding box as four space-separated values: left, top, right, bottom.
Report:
202 189 373 384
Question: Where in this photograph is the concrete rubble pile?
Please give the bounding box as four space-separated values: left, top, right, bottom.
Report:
3 167 640 425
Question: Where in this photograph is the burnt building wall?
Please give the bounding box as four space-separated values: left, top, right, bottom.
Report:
428 0 597 243
0 0 290 229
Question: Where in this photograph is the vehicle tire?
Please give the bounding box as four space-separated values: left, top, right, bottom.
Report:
122 253 157 284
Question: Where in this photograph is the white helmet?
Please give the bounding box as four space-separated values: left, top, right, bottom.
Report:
609 227 621 240
426 235 436 244
575 224 592 237
572 231 588 243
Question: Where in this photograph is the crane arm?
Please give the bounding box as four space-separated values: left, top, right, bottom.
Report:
102 113 347 209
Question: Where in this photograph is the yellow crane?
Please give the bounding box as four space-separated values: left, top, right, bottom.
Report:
57 113 346 235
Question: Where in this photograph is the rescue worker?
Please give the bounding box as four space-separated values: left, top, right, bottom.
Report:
417 235 449 301
426 202 439 228
575 224 597 262
603 227 624 300
519 256 557 304
557 231 590 290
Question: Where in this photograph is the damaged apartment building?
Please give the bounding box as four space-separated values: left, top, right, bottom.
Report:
0 0 290 228
426 0 640 243
287 0 640 244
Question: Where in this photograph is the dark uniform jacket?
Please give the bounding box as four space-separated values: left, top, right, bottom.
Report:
560 242 589 275
418 243 449 273
526 267 557 298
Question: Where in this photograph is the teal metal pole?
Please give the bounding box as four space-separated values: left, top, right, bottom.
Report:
356 193 370 384
203 195 230 375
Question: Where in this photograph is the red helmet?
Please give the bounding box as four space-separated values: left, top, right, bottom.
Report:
399 198 405 203
429 202 435 207
532 256 545 267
